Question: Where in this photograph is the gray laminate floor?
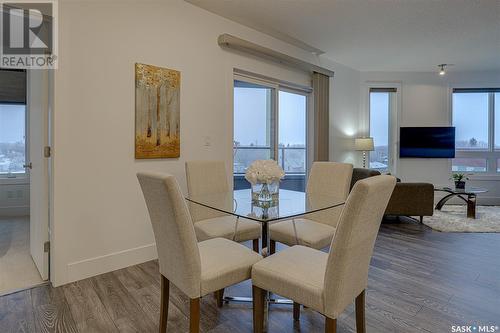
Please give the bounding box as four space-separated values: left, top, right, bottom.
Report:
0 219 499 332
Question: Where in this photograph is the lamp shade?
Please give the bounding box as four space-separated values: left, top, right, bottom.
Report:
355 137 374 151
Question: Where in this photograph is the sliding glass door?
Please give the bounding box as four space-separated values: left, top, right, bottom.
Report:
278 90 307 191
233 80 275 190
233 76 309 191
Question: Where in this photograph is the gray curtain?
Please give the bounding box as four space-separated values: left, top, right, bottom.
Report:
312 72 330 161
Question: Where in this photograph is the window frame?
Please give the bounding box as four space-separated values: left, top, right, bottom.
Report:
363 82 401 175
0 103 28 178
451 88 500 174
232 71 312 181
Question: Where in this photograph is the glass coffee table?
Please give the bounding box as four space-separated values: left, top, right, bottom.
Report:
434 186 488 219
186 189 345 328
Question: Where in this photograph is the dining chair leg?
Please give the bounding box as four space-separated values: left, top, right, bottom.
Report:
252 285 265 333
355 289 366 333
190 298 200 333
270 240 276 254
293 302 300 321
253 239 259 252
215 289 224 308
325 317 337 333
159 275 169 333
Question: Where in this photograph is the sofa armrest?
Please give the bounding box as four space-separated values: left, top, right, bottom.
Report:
385 183 434 216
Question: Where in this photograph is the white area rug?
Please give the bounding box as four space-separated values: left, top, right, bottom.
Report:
423 205 500 232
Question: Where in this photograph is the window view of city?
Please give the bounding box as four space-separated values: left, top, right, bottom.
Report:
0 104 26 175
452 158 487 172
233 82 307 191
369 92 390 172
233 144 306 175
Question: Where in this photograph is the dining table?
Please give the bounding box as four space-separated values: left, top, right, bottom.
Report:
186 188 345 328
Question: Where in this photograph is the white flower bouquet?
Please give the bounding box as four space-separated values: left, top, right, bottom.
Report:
245 160 284 203
245 159 285 185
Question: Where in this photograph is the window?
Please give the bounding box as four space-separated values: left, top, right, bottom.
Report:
0 104 26 175
233 80 273 174
233 75 310 191
453 93 489 150
0 69 27 176
369 88 396 172
452 89 500 173
278 90 306 175
494 93 500 149
452 158 487 172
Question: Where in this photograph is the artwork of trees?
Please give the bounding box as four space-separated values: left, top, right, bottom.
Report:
135 63 180 158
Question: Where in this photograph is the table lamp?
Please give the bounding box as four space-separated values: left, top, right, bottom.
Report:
355 137 374 168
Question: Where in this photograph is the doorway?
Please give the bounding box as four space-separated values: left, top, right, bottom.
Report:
0 69 51 294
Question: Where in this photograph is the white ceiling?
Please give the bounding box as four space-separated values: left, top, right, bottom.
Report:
186 0 500 72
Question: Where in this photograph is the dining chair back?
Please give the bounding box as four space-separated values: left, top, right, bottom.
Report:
323 175 396 318
306 162 353 227
137 172 201 298
185 160 230 222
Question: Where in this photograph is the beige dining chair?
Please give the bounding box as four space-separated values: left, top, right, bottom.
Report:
269 162 353 252
252 175 396 333
186 161 261 252
137 172 262 333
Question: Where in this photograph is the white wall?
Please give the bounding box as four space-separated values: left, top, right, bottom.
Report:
327 61 362 166
52 0 360 286
360 70 500 203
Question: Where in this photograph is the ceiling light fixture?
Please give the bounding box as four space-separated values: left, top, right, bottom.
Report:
438 64 454 76
438 64 447 75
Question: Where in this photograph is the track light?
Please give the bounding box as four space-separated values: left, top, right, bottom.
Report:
438 64 447 76
438 64 454 76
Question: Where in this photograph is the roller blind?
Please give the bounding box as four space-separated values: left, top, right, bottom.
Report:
453 88 500 93
369 87 397 93
0 69 26 104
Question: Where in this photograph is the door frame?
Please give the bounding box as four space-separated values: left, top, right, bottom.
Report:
26 69 52 282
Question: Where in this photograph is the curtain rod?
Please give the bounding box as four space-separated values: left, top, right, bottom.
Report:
218 34 334 78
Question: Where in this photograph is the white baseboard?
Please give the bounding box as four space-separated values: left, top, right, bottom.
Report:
66 243 157 284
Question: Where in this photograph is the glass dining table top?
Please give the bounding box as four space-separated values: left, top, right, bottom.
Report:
186 189 345 223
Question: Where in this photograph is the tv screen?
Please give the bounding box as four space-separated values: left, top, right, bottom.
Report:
400 127 455 158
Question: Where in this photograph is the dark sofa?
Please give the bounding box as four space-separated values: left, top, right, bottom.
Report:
350 168 434 223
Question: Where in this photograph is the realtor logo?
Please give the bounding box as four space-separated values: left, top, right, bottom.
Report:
1 0 58 68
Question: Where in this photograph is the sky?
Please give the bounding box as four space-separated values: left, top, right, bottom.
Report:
0 104 25 143
234 87 306 146
234 87 497 149
452 93 492 146
370 92 390 148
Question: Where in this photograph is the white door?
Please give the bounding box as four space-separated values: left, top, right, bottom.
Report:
27 69 49 280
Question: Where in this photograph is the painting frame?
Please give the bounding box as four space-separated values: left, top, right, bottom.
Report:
135 63 180 159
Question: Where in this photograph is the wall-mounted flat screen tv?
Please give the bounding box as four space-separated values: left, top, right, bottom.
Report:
400 127 455 158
